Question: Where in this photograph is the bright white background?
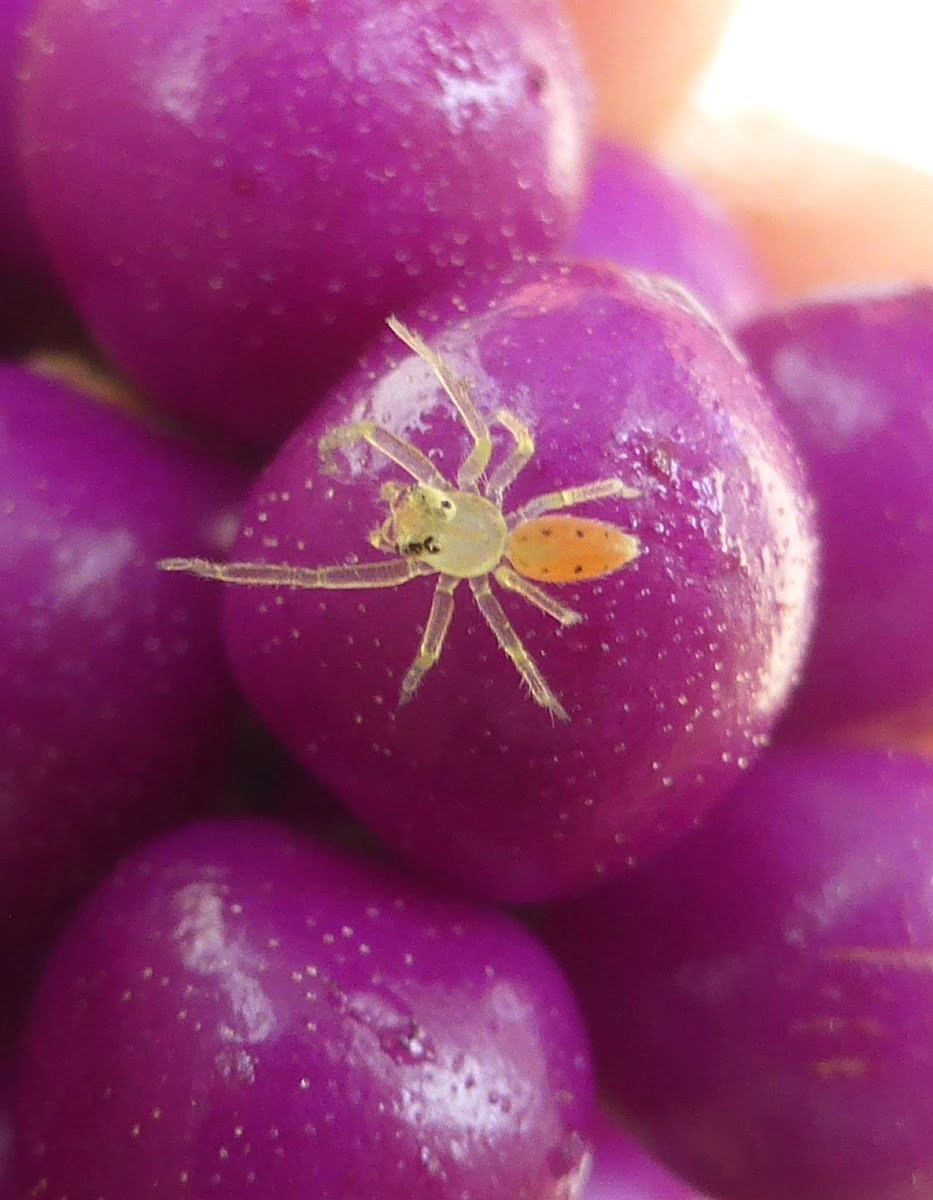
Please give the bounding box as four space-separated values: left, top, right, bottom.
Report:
693 0 933 172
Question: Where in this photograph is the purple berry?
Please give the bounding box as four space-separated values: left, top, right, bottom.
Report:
0 947 41 1200
544 747 933 1200
568 139 765 326
584 1112 708 1200
15 818 595 1199
737 286 933 735
0 0 42 280
0 1039 18 1195
0 1080 11 1200
18 0 589 446
0 0 76 353
167 259 818 902
0 368 243 946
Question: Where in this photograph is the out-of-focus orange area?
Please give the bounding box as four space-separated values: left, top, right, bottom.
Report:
26 350 190 439
662 112 933 298
561 0 739 143
829 712 933 761
27 350 148 415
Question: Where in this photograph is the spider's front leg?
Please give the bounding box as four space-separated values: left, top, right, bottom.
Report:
386 316 492 492
158 556 433 590
485 410 535 506
318 420 448 489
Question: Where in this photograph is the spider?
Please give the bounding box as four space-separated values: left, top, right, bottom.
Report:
160 317 641 721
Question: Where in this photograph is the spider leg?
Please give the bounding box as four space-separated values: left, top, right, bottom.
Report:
493 564 582 626
158 556 432 589
318 421 448 489
485 410 534 505
508 477 640 528
469 576 569 722
398 574 460 708
386 316 491 491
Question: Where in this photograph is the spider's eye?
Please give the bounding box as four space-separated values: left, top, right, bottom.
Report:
440 499 453 510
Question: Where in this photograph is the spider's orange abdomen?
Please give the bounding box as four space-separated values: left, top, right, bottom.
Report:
506 516 639 584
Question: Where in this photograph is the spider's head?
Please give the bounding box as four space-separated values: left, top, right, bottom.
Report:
374 483 457 559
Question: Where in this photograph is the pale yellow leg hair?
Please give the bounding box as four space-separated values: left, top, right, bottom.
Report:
485 409 535 505
158 556 432 589
386 316 492 491
469 576 569 722
318 420 448 489
508 477 640 528
398 574 460 707
493 564 582 626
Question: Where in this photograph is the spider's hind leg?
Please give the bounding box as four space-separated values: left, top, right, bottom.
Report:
493 564 582 626
469 576 569 722
509 477 640 527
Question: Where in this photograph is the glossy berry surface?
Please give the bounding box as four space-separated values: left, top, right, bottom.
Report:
15 818 595 1200
568 138 765 326
18 0 589 446
544 747 933 1200
0 367 242 946
738 286 933 735
215 259 818 902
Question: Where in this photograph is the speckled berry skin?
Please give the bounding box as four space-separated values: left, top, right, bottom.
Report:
18 0 589 447
567 139 765 327
215 260 818 902
15 819 595 1200
544 748 933 1200
0 368 243 947
737 286 933 735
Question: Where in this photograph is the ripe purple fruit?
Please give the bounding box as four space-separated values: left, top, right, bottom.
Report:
737 286 933 735
583 1113 708 1200
0 0 39 277
0 947 42 1199
168 259 818 902
0 0 75 352
18 0 589 446
15 818 595 1199
0 367 243 946
568 138 765 326
0 1084 11 1200
544 747 933 1200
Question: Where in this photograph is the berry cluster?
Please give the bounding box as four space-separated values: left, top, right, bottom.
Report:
1 2 931 1198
